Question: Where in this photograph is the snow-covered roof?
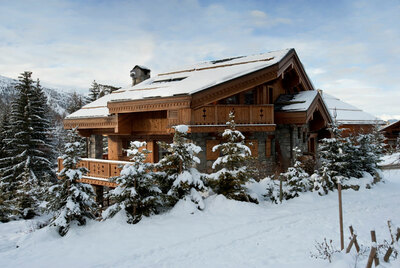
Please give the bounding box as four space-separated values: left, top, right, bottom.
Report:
321 92 384 125
66 49 292 119
274 91 318 112
380 120 400 131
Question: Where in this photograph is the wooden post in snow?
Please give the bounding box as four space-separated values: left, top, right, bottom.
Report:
366 230 379 268
338 181 344 251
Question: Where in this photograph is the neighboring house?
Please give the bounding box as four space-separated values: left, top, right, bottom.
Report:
61 48 332 196
320 91 384 136
380 120 400 149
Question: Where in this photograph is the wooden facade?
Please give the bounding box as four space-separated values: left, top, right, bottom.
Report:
380 120 400 148
60 49 332 188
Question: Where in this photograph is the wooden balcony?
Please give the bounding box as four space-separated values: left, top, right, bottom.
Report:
189 104 275 132
57 158 132 187
192 105 274 125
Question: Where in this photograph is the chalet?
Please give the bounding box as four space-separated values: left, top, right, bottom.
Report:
380 120 400 149
319 91 384 136
61 48 332 198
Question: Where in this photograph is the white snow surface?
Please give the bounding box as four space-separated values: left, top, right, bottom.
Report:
1 170 400 268
321 92 384 125
381 153 400 166
66 49 291 119
174 124 189 133
279 90 318 111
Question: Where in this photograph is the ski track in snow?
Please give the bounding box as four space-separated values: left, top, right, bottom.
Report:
0 170 400 268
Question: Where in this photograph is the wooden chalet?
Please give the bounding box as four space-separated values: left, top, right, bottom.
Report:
380 120 400 149
320 91 384 136
61 48 332 196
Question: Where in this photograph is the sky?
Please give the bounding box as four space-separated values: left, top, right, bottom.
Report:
0 0 399 120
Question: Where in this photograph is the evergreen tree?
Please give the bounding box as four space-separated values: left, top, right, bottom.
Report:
98 83 120 98
265 147 312 202
157 125 206 209
316 122 351 191
208 112 258 203
0 72 56 219
103 141 162 223
87 80 100 102
312 166 334 196
315 122 382 193
67 91 85 114
47 128 97 236
31 79 57 182
280 147 311 199
0 107 12 160
0 107 18 221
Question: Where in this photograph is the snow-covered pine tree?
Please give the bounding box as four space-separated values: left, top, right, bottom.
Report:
315 122 349 192
316 121 364 192
352 125 385 183
280 147 311 199
208 112 258 203
0 107 12 160
311 166 334 196
157 125 206 209
103 141 162 224
0 107 17 221
47 128 97 236
31 79 57 182
0 72 56 219
87 80 100 102
67 91 85 114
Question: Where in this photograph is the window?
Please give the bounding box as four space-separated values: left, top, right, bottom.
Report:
244 90 255 104
268 87 274 104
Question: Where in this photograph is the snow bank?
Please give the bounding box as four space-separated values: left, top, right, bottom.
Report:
1 170 400 267
381 153 400 166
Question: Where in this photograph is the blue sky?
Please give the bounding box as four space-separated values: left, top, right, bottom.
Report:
0 0 399 119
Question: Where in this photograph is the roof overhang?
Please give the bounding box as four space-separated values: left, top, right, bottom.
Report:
275 92 332 126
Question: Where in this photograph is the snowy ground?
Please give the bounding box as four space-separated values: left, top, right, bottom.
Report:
381 153 400 166
1 170 400 268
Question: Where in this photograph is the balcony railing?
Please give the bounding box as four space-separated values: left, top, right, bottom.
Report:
57 158 132 187
192 104 274 125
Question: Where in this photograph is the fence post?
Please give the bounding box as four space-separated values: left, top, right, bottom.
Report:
338 182 344 251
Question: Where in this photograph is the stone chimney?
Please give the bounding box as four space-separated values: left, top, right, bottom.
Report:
130 65 151 86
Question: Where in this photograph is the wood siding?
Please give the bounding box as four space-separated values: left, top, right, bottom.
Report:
57 158 131 187
192 105 274 125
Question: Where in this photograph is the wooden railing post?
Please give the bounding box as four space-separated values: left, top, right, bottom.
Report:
215 106 218 125
249 106 253 124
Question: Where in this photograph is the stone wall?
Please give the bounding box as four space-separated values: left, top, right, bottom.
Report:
190 131 277 179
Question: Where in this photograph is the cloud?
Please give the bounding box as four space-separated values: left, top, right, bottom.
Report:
0 0 399 119
249 10 291 27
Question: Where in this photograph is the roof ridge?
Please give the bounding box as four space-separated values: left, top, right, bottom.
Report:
158 56 276 76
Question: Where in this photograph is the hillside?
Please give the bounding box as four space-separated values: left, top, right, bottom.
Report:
0 74 79 121
0 169 399 268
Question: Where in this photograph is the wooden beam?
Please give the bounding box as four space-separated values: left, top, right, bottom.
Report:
191 66 278 108
108 95 191 114
63 115 117 130
108 135 123 160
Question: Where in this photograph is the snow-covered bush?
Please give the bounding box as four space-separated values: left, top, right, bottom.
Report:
47 128 98 236
310 238 340 263
103 141 162 224
208 112 258 203
280 147 311 198
315 122 384 193
157 125 206 210
264 148 312 202
311 167 334 196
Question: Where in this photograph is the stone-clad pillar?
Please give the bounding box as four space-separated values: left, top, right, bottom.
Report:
89 134 103 159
